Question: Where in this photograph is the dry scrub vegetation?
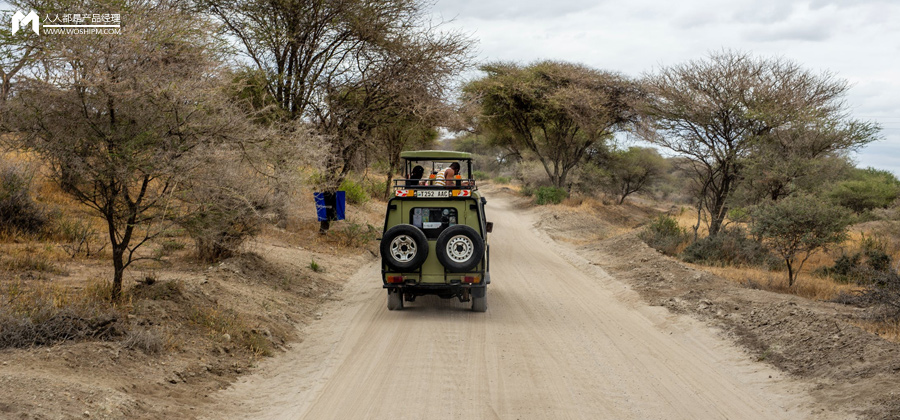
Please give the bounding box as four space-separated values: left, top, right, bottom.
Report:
0 150 385 418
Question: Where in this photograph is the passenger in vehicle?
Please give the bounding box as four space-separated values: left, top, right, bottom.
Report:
406 165 425 187
434 162 462 187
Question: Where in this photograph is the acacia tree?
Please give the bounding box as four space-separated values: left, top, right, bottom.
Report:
463 60 640 189
313 27 469 190
640 51 878 236
750 194 851 287
0 33 35 106
8 0 251 299
602 147 667 204
740 117 877 203
0 4 48 119
199 0 472 191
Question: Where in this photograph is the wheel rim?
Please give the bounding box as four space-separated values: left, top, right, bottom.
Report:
445 235 474 263
390 235 417 262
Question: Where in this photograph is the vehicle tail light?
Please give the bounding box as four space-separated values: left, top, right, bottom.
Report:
463 276 480 284
387 276 404 284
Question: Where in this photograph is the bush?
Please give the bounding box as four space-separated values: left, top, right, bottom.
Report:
330 222 377 248
180 154 271 263
534 186 567 205
819 234 895 284
639 215 691 256
520 185 535 197
472 170 489 180
0 280 124 349
0 162 46 235
681 227 776 267
827 167 900 213
363 178 388 201
121 328 163 354
53 216 105 258
867 271 900 314
339 178 369 205
494 176 510 184
751 194 852 287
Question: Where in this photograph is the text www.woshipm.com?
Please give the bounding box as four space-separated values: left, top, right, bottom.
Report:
43 28 122 35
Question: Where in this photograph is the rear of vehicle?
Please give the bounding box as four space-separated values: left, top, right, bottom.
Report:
380 151 491 312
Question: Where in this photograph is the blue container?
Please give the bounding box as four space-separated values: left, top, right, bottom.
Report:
314 191 346 222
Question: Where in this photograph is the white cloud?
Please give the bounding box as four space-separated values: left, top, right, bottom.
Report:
433 0 900 175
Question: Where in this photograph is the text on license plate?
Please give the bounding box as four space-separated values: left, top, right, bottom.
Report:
416 190 450 198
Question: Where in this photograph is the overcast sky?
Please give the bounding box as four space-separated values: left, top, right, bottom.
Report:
432 0 900 175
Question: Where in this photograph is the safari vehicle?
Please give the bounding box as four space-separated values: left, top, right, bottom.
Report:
380 150 492 312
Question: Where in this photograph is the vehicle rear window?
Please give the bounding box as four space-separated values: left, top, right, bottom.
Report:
410 208 457 239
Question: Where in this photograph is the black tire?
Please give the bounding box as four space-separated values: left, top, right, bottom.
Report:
381 224 429 271
387 289 403 310
471 287 487 312
435 225 484 272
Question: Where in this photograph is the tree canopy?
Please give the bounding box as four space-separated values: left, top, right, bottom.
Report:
640 50 879 236
6 0 256 298
463 60 641 189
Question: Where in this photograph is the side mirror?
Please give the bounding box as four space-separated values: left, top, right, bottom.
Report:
486 222 494 233
481 197 487 205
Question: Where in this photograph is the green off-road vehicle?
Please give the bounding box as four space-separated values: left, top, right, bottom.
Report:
380 150 492 312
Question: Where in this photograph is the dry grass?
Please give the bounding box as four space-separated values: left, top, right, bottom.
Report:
0 244 67 274
673 207 709 238
187 304 272 357
851 319 900 344
0 278 129 348
702 264 860 301
664 208 887 301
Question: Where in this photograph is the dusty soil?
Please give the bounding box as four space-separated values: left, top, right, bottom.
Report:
201 187 867 419
0 201 380 419
4 185 898 419
530 192 900 420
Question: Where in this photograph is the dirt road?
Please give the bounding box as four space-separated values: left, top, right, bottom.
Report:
210 193 835 419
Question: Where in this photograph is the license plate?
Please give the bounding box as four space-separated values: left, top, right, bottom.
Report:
416 190 450 198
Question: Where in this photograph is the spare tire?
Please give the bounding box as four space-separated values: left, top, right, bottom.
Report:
381 224 429 271
436 225 484 272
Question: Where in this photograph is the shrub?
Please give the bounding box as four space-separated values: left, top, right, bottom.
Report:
639 215 691 256
363 178 388 201
494 176 510 184
54 217 105 258
472 170 489 180
850 270 900 320
339 178 369 205
309 259 323 272
534 186 567 205
827 167 900 213
121 328 163 354
819 234 895 284
0 162 46 235
520 185 535 197
681 227 776 267
330 222 377 248
180 155 271 263
0 280 124 349
751 194 852 287
601 147 667 205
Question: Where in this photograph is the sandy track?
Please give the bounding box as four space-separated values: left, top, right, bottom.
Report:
211 194 829 419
